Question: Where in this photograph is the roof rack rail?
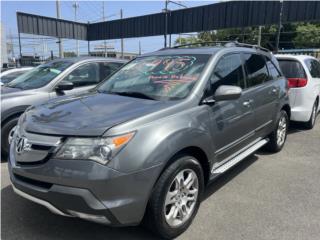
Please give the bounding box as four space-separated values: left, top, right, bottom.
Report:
164 40 270 53
172 41 231 49
230 42 270 53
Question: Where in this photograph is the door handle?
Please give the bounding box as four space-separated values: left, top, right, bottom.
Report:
271 88 278 94
243 99 253 107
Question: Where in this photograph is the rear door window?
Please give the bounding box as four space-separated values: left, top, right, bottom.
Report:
99 62 124 81
305 59 320 78
278 59 306 79
243 53 269 87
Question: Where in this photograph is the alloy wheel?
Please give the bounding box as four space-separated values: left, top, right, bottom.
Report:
311 104 317 126
164 169 199 228
277 115 287 147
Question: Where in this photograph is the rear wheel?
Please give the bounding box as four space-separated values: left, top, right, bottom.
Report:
304 100 318 130
265 110 289 153
145 156 204 239
1 117 19 160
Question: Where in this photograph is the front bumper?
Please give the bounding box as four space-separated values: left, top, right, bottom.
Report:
9 149 163 226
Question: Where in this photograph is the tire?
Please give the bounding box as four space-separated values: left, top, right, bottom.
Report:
265 110 289 153
1 117 19 160
145 156 204 239
304 100 318 130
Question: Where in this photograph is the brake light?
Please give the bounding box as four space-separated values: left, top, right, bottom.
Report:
287 78 308 88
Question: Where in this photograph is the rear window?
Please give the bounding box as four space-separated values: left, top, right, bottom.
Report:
278 59 306 78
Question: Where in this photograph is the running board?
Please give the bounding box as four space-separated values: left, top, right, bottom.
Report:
211 139 268 174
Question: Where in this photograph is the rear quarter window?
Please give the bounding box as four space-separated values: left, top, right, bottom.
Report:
278 59 306 78
266 58 282 80
304 59 320 78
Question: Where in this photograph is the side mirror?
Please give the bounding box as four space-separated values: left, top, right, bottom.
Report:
214 85 242 101
55 81 74 92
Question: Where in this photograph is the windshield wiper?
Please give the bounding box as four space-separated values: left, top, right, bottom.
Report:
112 91 157 100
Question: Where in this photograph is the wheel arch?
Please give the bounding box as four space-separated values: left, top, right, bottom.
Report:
1 105 29 126
281 103 291 120
160 146 210 186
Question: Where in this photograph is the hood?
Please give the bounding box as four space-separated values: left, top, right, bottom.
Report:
22 92 175 136
1 86 22 94
1 86 34 99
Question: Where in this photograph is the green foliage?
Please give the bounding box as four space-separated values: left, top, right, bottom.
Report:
64 51 77 58
294 23 320 48
174 23 320 50
174 36 198 46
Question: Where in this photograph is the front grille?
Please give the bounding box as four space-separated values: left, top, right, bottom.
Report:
13 129 62 164
30 144 52 151
14 173 53 189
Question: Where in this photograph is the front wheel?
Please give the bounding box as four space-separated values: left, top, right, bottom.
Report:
265 110 289 153
145 156 204 239
1 117 19 160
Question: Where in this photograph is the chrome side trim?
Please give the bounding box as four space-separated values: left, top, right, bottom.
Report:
214 120 273 156
215 131 255 155
255 120 273 132
212 138 268 174
19 127 62 147
12 185 71 217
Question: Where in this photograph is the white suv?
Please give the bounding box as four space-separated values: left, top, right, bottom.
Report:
276 55 320 129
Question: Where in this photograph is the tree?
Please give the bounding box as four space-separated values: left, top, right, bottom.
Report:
294 23 320 48
174 35 198 46
64 51 76 57
174 23 319 50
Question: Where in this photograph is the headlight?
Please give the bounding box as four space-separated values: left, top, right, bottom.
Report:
55 132 135 165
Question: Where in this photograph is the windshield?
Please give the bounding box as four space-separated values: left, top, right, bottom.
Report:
6 61 74 90
97 54 210 100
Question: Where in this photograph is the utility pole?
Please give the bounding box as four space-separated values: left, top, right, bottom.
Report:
120 9 124 58
17 11 22 66
9 29 15 59
275 0 284 53
164 0 168 48
56 0 64 58
164 1 187 47
73 1 79 56
257 26 262 46
138 41 141 55
102 1 107 57
87 22 90 55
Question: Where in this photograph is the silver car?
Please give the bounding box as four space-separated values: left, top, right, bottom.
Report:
8 43 290 239
1 57 126 157
0 67 34 85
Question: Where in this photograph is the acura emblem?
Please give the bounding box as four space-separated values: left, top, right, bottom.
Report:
15 136 31 154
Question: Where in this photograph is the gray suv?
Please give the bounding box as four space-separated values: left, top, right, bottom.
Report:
1 57 126 157
8 42 290 239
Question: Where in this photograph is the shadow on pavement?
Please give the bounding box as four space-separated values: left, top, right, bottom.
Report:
1 186 162 240
287 121 308 135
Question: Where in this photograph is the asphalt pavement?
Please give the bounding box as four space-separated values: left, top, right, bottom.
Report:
1 118 320 240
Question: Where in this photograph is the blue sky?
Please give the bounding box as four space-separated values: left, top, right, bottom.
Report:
1 0 215 58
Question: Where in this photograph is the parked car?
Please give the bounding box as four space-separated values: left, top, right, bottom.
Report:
0 67 34 85
1 57 127 158
276 55 320 129
8 43 290 239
